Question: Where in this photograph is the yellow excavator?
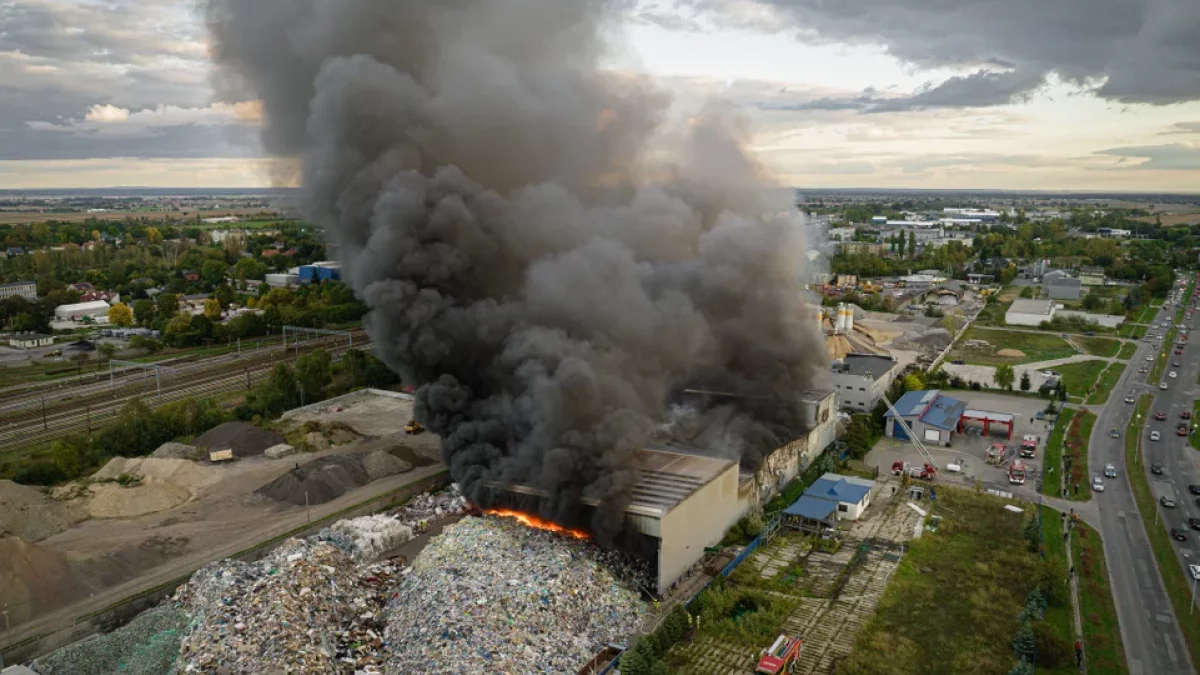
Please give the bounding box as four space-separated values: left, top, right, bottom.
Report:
404 420 425 435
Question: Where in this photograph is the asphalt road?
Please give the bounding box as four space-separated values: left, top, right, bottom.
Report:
1089 291 1194 675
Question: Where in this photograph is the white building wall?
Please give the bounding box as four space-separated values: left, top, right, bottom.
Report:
1005 311 1051 327
658 465 740 593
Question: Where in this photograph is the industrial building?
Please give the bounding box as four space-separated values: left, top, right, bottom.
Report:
8 333 54 349
1079 267 1106 287
1005 298 1056 326
804 473 875 520
1044 271 1082 301
298 261 342 283
500 448 740 594
831 353 900 412
53 300 111 322
884 389 967 446
0 280 37 301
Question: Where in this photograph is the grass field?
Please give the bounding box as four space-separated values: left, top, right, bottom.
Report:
1061 411 1095 501
1086 362 1127 405
1192 400 1200 451
1054 360 1107 403
1118 323 1149 339
1079 336 1120 357
1117 342 1137 360
1071 522 1129 674
1042 506 1084 675
1124 393 1200 667
1134 305 1159 324
836 488 1075 675
948 327 1076 366
1042 409 1076 498
1131 213 1200 227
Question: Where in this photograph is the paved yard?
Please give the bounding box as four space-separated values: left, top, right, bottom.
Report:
865 392 1055 501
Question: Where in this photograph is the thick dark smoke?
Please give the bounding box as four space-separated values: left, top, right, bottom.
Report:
206 0 829 541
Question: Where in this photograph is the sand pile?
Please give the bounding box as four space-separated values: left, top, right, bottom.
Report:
150 441 204 460
194 421 284 457
93 457 222 491
84 481 192 519
997 348 1027 357
0 537 85 624
0 480 84 542
363 450 412 479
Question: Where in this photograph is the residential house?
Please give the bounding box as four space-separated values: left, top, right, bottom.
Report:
8 333 54 349
0 280 37 301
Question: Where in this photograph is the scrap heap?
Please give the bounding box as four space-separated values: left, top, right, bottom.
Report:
381 516 648 673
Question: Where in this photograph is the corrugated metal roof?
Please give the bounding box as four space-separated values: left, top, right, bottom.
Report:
805 473 874 505
885 390 939 417
963 409 1014 423
783 495 838 520
920 394 967 430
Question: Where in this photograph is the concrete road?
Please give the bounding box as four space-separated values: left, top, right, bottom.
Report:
1089 287 1194 675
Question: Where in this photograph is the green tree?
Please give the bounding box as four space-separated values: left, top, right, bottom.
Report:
995 364 1016 390
1013 621 1036 663
155 292 178 317
1020 371 1031 391
907 230 916 257
233 256 269 282
1081 293 1104 311
296 348 333 403
203 298 223 320
98 342 117 367
201 260 228 289
133 299 155 326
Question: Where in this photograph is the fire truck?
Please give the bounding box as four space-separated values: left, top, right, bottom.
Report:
1019 434 1038 458
756 634 803 674
1008 460 1028 485
987 442 1007 465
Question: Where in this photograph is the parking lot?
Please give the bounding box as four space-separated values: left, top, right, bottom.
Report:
864 392 1054 499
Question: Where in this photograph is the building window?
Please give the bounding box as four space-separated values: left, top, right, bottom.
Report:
821 409 829 423
838 504 848 512
858 387 866 391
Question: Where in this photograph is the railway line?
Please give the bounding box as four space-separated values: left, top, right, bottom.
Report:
0 333 371 449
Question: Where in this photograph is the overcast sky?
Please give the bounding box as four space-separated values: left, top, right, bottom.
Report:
1 0 1199 190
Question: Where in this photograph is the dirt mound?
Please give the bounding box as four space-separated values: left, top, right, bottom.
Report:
354 434 440 466
194 421 284 457
997 348 1026 357
256 454 372 506
85 481 192 519
0 537 84 624
92 457 221 490
363 450 412 480
0 480 84 542
151 441 204 460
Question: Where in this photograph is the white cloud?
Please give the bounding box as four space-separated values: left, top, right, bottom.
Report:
85 103 131 122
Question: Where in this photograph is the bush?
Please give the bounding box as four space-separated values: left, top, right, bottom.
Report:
1013 621 1036 662
1032 621 1073 669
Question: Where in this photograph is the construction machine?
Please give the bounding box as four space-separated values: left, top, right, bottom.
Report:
404 420 425 435
756 635 803 674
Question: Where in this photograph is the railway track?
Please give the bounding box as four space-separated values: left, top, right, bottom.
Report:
0 336 371 449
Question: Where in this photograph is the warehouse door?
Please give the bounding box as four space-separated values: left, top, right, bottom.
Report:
893 419 909 441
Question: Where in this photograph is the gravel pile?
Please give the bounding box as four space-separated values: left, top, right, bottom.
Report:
264 443 298 459
381 516 648 673
362 450 411 480
193 422 284 457
150 442 204 461
256 453 413 506
32 604 187 675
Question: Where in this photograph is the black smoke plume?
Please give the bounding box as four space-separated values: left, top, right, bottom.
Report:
206 0 829 541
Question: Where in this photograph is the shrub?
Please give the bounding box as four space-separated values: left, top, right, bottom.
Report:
1032 621 1073 669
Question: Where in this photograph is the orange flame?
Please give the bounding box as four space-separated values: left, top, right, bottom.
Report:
484 508 591 540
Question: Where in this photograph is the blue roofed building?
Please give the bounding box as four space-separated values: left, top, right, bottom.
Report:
803 472 876 520
782 495 839 532
884 389 967 447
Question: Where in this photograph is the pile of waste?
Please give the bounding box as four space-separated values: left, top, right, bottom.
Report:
380 516 648 673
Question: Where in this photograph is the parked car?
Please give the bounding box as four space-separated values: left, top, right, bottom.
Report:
1105 463 1117 478
1172 527 1189 542
1092 476 1105 492
1151 464 1165 476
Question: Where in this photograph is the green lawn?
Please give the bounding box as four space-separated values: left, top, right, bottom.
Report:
1124 394 1200 667
1079 336 1121 357
1071 522 1129 674
1086 362 1127 405
1118 323 1149 339
1117 342 1137 360
1042 408 1076 498
1135 304 1158 324
836 488 1075 675
1062 411 1095 501
948 327 1076 366
1191 400 1200 451
1054 360 1107 403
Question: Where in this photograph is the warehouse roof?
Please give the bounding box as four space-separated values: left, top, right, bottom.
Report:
783 495 838 520
805 473 874 505
833 354 898 381
884 389 967 430
504 448 736 519
1007 298 1055 316
885 390 941 418
54 300 110 312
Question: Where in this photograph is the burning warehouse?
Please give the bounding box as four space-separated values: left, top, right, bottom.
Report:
490 448 741 595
